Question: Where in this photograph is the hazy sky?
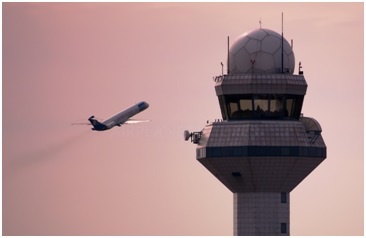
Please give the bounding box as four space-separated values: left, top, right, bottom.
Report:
2 2 364 236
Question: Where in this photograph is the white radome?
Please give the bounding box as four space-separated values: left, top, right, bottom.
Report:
228 28 295 74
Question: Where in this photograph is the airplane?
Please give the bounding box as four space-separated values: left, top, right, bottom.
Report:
74 101 150 131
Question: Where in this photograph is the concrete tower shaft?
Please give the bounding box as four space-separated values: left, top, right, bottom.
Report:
234 193 289 236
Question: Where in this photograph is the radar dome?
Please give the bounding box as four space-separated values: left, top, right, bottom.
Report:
228 28 295 74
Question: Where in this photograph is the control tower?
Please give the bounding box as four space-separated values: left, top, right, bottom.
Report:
184 28 326 236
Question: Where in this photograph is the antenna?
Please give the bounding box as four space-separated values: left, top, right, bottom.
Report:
259 18 262 29
183 130 202 144
281 12 284 74
250 59 255 74
227 36 230 74
221 62 224 75
299 61 303 75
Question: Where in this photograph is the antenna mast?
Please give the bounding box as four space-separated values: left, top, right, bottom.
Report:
259 18 262 29
281 12 284 74
227 36 230 74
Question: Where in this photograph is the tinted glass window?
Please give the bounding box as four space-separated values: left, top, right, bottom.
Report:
281 223 287 233
219 94 303 120
281 192 287 203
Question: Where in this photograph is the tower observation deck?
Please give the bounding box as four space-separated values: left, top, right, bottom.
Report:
185 28 326 236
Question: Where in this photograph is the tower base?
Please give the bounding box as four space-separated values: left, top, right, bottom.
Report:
234 193 289 236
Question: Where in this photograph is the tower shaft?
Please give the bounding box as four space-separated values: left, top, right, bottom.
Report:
234 192 289 236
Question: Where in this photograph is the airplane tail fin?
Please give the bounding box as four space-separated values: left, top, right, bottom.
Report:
88 116 107 131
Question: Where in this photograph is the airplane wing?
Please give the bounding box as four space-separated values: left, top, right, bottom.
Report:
72 117 103 126
125 119 151 124
71 122 91 125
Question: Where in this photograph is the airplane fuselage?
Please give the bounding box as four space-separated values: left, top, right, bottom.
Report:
89 101 149 131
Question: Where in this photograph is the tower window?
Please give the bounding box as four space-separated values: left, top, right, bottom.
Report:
220 94 303 120
232 172 241 177
254 95 269 114
281 192 287 203
281 223 287 234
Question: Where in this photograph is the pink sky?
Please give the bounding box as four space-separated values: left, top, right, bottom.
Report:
2 2 364 236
